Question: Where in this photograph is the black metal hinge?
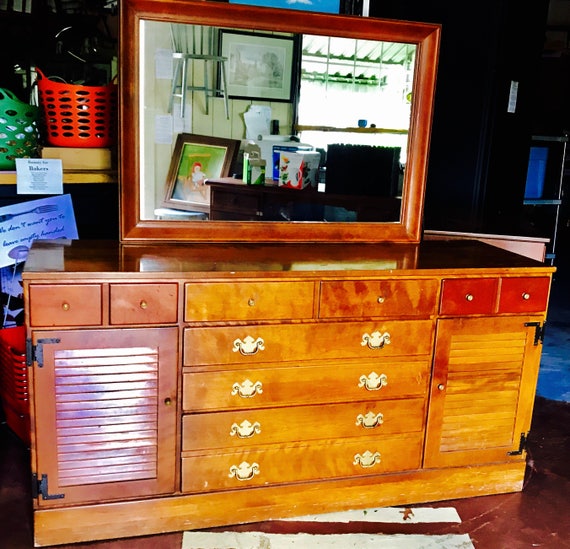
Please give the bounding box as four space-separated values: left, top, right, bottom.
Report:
507 432 529 456
26 337 61 367
25 338 33 367
524 322 545 346
32 473 65 500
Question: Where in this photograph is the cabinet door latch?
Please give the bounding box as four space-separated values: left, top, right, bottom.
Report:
27 338 61 367
524 322 545 346
507 432 529 456
32 473 65 500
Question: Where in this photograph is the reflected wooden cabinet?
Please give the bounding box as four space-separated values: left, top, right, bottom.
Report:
207 180 401 222
23 240 554 546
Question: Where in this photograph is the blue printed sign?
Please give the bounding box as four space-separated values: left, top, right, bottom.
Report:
229 0 340 14
0 194 78 269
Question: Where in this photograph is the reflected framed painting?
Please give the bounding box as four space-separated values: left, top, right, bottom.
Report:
220 30 298 102
163 133 240 213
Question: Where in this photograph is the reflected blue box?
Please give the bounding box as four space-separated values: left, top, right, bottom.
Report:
524 146 548 199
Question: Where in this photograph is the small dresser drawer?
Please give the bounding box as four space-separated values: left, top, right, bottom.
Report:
28 284 102 326
184 319 434 366
498 277 550 313
110 283 178 325
320 279 438 318
182 357 430 411
181 433 423 493
185 281 314 321
182 398 426 451
439 278 499 315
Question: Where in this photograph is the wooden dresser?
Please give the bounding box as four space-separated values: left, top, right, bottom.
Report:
23 238 554 546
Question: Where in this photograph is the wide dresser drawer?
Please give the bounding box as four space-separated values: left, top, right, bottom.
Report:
183 319 434 366
181 433 423 493
182 398 425 451
319 279 438 318
185 281 314 321
182 357 430 411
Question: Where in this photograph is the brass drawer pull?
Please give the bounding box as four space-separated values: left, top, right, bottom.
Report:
230 420 261 438
231 379 263 398
139 300 148 309
247 298 255 307
353 450 381 468
522 292 531 300
361 331 391 350
229 461 260 481
465 293 474 302
356 411 384 429
377 296 386 304
62 302 70 311
233 336 265 355
358 372 388 391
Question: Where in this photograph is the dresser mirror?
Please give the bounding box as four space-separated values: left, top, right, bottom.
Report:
120 0 440 243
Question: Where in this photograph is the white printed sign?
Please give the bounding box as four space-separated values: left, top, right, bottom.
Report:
15 158 64 194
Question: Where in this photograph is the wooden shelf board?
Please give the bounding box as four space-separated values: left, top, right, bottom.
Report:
0 171 118 185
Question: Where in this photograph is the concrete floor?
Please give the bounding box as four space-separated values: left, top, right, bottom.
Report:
1 257 569 549
2 395 569 549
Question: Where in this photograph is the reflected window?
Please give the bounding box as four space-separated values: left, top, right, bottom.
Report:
296 35 415 163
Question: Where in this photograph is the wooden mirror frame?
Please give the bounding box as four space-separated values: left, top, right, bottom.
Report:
119 0 440 243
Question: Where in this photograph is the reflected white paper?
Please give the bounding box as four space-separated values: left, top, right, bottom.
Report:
244 105 271 140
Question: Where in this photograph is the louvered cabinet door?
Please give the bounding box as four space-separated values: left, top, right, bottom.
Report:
31 327 178 507
424 315 544 468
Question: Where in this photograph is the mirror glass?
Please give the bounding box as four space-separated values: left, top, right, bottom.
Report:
120 0 440 243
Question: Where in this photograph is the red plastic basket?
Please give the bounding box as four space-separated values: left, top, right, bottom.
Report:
0 326 29 444
36 68 118 148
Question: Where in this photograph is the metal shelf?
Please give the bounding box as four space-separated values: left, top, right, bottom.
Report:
522 134 568 265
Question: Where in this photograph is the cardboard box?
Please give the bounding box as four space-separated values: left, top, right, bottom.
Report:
272 144 314 179
41 147 113 170
277 151 321 189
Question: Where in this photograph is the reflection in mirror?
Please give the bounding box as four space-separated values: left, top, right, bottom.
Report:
121 0 440 242
141 22 414 223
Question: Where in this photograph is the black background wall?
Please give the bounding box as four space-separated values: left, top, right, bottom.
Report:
370 0 552 235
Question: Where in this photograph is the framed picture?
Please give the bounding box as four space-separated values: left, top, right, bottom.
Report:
220 30 298 102
163 134 240 213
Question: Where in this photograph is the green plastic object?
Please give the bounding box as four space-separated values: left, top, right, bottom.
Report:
0 88 40 170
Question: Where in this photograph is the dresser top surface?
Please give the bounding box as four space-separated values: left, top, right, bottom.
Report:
21 239 555 279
